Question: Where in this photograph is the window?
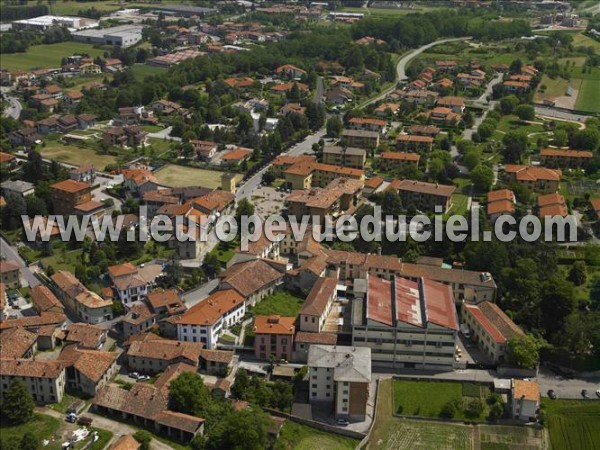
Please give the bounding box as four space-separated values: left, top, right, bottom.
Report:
312 384 317 388
312 376 317 380
326 376 331 381
326 393 330 397
343 390 348 395
312 392 316 397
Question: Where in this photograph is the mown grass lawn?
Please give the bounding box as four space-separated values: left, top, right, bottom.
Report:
542 399 600 450
575 78 600 113
130 63 168 81
40 144 117 170
154 164 224 189
0 42 106 71
249 291 305 317
274 421 358 450
0 414 63 450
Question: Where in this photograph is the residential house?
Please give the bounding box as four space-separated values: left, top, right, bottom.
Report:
0 311 67 332
511 379 540 421
30 285 64 314
126 338 203 374
539 148 593 169
396 134 434 152
308 345 371 420
121 168 160 195
428 107 462 124
146 289 187 318
254 315 295 361
436 96 465 114
0 360 65 404
77 114 97 129
59 345 119 396
279 103 306 117
503 80 530 94
9 127 42 148
362 176 384 197
537 192 568 218
223 77 255 89
0 327 38 359
322 146 366 169
392 180 456 213
380 152 421 170
324 87 354 105
435 60 458 72
504 165 561 192
63 323 107 350
374 102 401 117
298 277 337 333
347 117 387 135
0 152 16 172
109 435 141 450
176 289 246 348
284 160 364 190
1 180 35 198
152 99 186 116
486 189 516 223
142 190 180 218
51 179 92 215
122 303 157 339
400 90 439 106
276 64 307 79
270 82 309 95
221 147 252 167
293 331 337 363
102 126 147 148
461 301 524 364
108 263 151 305
352 275 459 371
51 271 113 324
191 140 217 161
199 349 234 375
63 91 84 107
0 260 21 288
69 165 96 184
40 84 63 99
220 259 284 307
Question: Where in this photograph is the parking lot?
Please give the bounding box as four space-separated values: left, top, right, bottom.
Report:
252 185 288 217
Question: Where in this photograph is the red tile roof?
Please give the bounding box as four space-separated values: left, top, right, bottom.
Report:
253 315 295 335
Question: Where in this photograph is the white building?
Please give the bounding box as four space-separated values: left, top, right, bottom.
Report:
352 275 459 371
13 15 99 32
298 277 337 333
308 345 371 421
72 24 143 47
512 379 540 421
0 360 65 405
176 290 245 349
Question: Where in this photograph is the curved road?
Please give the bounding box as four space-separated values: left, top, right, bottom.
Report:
363 37 471 107
1 88 22 120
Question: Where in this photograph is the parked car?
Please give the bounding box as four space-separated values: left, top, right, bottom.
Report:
596 389 600 398
336 419 349 426
581 389 590 399
137 375 150 381
128 372 139 379
65 413 77 423
547 390 557 400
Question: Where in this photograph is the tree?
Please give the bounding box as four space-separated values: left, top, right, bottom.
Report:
381 190 403 216
465 399 484 418
507 334 543 370
25 195 48 217
20 433 39 450
169 372 212 418
231 368 249 399
568 260 587 286
499 95 520 115
326 116 343 138
541 276 575 337
463 149 482 171
1 379 35 424
202 253 222 278
515 104 535 121
235 198 255 223
502 130 528 163
440 400 458 418
553 129 568 147
207 409 269 450
470 165 494 191
488 402 504 421
133 431 152 450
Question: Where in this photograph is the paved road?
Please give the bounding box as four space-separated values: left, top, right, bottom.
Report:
1 87 22 120
534 106 591 122
0 236 40 287
363 37 471 107
313 76 324 104
182 278 219 307
147 126 182 142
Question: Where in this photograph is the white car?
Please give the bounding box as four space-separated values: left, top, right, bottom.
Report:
137 375 150 382
128 372 139 379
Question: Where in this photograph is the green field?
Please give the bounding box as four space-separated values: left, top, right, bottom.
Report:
130 64 168 81
340 6 439 16
0 414 63 450
393 380 491 420
479 425 544 450
40 144 117 170
448 193 470 216
575 79 600 113
0 42 106 71
542 399 600 450
274 421 358 450
250 291 305 317
369 380 473 450
154 164 224 189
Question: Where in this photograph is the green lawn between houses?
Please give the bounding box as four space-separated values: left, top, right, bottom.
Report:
249 291 305 317
274 421 358 450
0 414 63 450
542 398 600 450
0 42 106 71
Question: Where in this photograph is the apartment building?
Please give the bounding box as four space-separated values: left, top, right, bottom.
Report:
308 345 371 420
0 360 65 405
341 129 380 149
51 179 92 215
284 160 364 190
60 345 119 396
352 275 459 371
380 152 421 170
396 134 434 152
253 315 295 361
346 117 387 135
436 96 466 113
539 148 593 169
462 301 524 364
322 146 366 169
537 192 568 218
504 165 561 193
176 289 245 348
486 189 516 223
393 180 456 213
51 271 113 324
127 338 203 374
298 277 337 333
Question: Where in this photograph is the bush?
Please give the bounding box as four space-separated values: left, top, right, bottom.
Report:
465 399 484 418
397 405 404 414
440 400 458 418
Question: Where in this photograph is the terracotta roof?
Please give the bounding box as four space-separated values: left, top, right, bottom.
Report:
1 260 21 273
65 323 106 349
538 192 565 208
349 117 387 126
253 315 295 335
381 152 421 162
108 435 141 450
74 200 104 213
396 134 433 143
59 345 118 383
222 260 283 298
146 289 186 315
51 179 90 193
396 179 455 197
505 165 562 182
400 263 496 288
176 289 245 326
487 199 515 215
276 64 306 74
365 176 384 189
222 148 252 161
294 331 338 345
199 348 234 364
0 327 38 359
127 339 203 364
0 152 15 164
437 96 465 107
466 301 524 344
0 311 66 330
540 148 593 159
487 189 515 203
591 198 600 215
108 262 137 279
513 379 540 402
122 303 156 326
0 359 63 378
300 277 337 317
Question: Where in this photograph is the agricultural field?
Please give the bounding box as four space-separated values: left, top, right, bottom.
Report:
154 164 224 189
542 399 600 450
0 42 106 71
369 379 474 450
575 79 600 113
130 63 168 81
40 144 117 169
274 421 359 450
479 425 544 450
393 379 491 420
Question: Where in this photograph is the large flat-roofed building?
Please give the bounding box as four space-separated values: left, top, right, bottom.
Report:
151 4 217 17
308 345 371 421
72 25 143 48
13 15 99 31
352 275 459 371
